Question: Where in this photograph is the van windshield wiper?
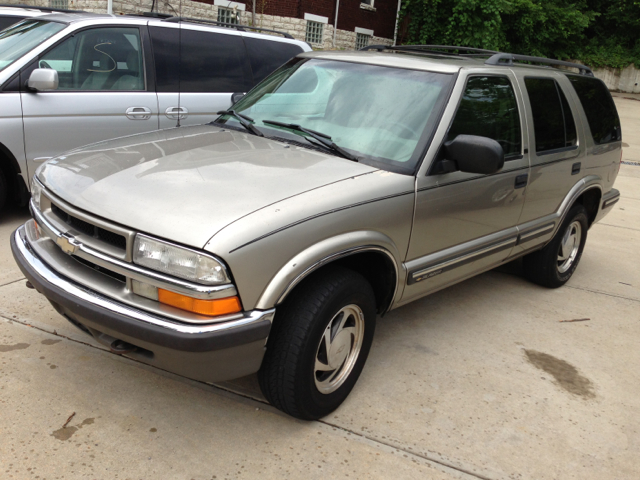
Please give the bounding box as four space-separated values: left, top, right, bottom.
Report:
262 119 359 162
215 110 264 137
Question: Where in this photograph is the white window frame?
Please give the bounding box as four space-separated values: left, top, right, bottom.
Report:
361 0 374 7
214 0 246 10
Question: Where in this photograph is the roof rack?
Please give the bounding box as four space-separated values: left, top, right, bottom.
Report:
362 44 594 76
163 16 294 39
362 44 500 56
0 3 85 13
484 53 593 76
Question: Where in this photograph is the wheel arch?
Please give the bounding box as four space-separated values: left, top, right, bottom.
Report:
556 176 602 232
0 141 29 206
255 232 403 315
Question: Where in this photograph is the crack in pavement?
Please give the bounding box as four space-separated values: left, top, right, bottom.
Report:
0 312 496 480
598 223 640 232
0 277 26 288
564 285 640 303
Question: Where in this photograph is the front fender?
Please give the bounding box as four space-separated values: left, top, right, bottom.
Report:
254 231 404 310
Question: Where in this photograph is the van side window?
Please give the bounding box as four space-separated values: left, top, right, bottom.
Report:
524 78 577 153
566 75 621 144
39 27 145 91
244 37 303 84
149 26 179 92
180 29 252 93
447 76 522 159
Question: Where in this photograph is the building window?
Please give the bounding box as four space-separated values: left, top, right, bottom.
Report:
306 21 324 45
361 0 374 5
217 7 238 25
50 0 69 9
355 33 371 50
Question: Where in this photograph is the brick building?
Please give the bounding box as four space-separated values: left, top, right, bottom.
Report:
12 0 399 49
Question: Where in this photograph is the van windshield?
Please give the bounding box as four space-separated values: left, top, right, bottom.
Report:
224 58 453 174
0 20 66 72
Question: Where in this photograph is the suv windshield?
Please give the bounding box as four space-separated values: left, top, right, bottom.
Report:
226 58 453 174
0 20 65 72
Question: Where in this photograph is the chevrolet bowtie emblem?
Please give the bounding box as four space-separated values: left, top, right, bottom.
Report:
56 235 78 255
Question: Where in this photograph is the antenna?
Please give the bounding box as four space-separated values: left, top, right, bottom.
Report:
176 0 182 128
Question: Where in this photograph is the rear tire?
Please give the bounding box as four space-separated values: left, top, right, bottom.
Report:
258 266 376 420
523 204 589 288
0 167 7 213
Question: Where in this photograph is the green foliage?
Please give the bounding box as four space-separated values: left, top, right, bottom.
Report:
399 0 640 70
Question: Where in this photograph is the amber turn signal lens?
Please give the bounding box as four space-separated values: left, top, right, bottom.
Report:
158 289 242 316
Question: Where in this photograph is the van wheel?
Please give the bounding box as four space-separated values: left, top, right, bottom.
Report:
523 204 589 288
258 266 376 420
0 168 7 213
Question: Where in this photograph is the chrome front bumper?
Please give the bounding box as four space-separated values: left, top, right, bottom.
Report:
12 225 275 382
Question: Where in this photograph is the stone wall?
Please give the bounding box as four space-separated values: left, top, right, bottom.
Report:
593 64 640 94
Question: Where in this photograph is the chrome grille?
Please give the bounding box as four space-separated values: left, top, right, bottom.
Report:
51 203 127 250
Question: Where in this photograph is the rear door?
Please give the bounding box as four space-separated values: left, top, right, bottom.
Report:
151 24 252 129
21 24 159 178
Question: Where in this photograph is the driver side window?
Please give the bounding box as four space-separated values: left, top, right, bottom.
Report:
39 27 144 91
447 76 522 159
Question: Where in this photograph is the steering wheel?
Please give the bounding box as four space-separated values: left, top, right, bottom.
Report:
39 60 53 69
386 122 421 139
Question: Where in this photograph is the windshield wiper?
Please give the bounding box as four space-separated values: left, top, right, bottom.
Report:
215 110 264 137
262 120 359 162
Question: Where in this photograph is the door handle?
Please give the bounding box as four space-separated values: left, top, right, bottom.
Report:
125 107 152 120
165 106 188 120
515 174 528 189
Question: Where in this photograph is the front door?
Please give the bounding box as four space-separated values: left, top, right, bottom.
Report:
21 25 159 179
402 72 530 305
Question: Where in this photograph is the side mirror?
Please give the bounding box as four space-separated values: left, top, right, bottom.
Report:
444 134 504 175
28 68 59 92
230 92 245 105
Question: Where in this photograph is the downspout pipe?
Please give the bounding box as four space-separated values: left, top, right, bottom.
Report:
107 0 113 15
393 0 401 45
333 0 339 48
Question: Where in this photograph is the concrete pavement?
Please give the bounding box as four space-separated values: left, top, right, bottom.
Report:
1 96 639 479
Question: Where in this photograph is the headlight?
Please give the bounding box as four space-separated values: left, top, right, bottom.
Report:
133 234 230 285
31 177 44 211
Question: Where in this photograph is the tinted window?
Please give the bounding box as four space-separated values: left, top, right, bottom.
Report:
39 27 144 91
244 37 303 84
0 16 22 31
525 78 577 153
149 26 179 92
447 76 521 158
180 29 251 93
567 75 621 144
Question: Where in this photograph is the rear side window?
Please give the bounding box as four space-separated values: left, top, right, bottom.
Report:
149 26 179 92
447 75 522 158
567 75 621 144
150 26 252 93
0 16 22 31
524 78 577 154
180 29 251 93
244 37 303 84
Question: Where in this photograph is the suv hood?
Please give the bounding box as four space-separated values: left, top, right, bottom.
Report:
37 125 378 249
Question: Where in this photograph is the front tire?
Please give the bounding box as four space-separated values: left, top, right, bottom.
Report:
258 266 376 420
0 167 7 213
523 204 589 288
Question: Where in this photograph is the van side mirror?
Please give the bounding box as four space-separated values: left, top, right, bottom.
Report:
231 92 245 105
444 134 504 175
28 68 59 92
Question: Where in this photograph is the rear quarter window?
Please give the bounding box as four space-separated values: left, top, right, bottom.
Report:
244 37 303 85
566 75 621 144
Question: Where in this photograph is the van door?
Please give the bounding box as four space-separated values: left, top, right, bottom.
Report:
402 72 530 305
150 24 252 129
20 25 159 179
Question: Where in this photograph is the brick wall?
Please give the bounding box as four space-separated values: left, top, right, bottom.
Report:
2 0 395 48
